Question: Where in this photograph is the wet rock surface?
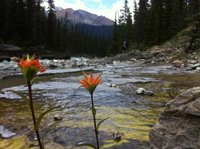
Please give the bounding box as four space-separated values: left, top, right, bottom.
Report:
0 57 93 80
136 88 154 96
0 125 16 139
150 87 200 149
0 57 200 148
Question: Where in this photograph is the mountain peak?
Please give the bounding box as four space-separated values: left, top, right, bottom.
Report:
56 8 114 26
55 7 63 11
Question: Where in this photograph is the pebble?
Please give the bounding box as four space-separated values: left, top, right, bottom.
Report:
136 88 154 96
0 125 16 139
54 115 63 121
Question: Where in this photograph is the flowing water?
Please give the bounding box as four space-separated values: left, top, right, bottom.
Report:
0 61 199 149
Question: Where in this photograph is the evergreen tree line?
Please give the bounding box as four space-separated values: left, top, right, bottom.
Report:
0 0 110 57
109 0 200 55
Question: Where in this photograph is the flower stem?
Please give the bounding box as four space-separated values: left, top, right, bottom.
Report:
91 93 100 149
28 81 44 149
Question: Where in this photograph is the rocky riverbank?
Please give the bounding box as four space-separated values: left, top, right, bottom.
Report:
2 50 200 82
1 57 200 148
150 87 200 149
1 35 200 148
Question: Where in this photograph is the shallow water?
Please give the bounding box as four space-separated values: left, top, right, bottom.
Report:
0 63 199 149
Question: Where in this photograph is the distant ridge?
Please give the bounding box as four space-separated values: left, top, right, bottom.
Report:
55 7 114 26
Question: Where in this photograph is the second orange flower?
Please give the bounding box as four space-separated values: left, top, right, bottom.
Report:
80 72 102 94
18 54 45 81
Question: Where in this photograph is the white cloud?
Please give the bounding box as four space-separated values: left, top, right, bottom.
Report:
43 0 135 21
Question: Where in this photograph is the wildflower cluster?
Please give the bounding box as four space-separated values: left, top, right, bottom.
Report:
18 54 105 149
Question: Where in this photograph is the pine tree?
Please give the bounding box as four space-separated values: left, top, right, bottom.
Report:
26 0 37 45
35 0 46 46
187 0 200 16
0 0 111 57
119 0 130 24
132 0 139 42
148 0 164 43
2 0 15 40
2 0 26 42
0 0 6 39
17 0 26 42
46 0 56 51
162 0 173 39
126 12 133 44
118 0 132 51
109 13 120 55
133 0 149 45
169 0 187 36
186 9 200 53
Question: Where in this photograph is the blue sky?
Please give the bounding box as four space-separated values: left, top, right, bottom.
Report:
43 0 135 20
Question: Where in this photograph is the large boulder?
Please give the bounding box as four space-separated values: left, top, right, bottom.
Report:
150 87 200 149
172 59 184 68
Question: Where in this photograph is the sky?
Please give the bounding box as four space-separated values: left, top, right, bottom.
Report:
43 0 135 21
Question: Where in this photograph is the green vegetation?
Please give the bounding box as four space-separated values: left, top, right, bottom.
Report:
0 0 110 57
0 0 199 56
109 0 200 55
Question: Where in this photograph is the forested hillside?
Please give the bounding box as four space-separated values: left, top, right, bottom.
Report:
110 0 200 55
0 0 199 57
0 0 110 57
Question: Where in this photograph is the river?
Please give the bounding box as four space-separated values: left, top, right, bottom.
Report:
0 59 199 149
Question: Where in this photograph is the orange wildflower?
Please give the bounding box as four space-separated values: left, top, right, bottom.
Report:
18 54 45 81
80 72 102 94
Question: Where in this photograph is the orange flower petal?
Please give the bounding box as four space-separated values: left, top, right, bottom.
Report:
80 72 102 94
18 54 45 81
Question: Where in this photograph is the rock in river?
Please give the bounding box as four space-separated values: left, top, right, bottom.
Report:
0 125 16 139
150 87 200 149
136 88 154 96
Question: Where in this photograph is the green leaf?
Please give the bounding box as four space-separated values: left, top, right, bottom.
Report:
92 106 96 116
75 142 97 149
30 77 40 85
97 117 109 131
41 138 45 149
35 107 57 131
11 91 30 105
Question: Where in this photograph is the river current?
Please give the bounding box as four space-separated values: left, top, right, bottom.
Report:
0 59 199 149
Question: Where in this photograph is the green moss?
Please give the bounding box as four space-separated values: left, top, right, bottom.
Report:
102 139 129 148
0 136 31 149
136 73 200 105
0 136 65 149
1 72 200 148
61 106 158 142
